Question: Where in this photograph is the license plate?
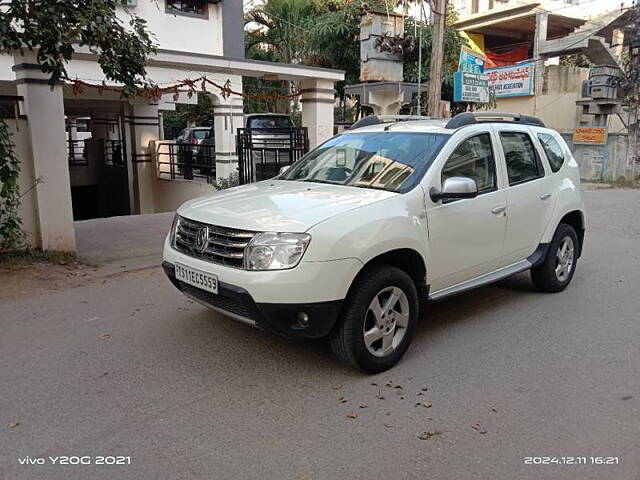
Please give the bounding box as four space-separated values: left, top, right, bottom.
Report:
175 263 218 294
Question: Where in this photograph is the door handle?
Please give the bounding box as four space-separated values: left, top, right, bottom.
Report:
540 193 551 200
491 206 506 215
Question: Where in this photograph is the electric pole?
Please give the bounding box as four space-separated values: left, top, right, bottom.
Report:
627 0 640 185
416 0 423 115
427 0 446 118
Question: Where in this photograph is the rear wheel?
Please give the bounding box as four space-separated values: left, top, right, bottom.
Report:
330 265 418 373
531 223 578 293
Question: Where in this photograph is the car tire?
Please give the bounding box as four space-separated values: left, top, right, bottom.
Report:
531 223 579 293
330 265 419 373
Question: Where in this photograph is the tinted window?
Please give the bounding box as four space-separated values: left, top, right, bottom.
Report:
280 132 448 193
538 133 565 172
442 133 496 194
192 130 210 140
499 132 542 185
166 0 207 16
248 116 293 129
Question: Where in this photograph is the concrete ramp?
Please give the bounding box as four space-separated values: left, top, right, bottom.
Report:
75 213 174 269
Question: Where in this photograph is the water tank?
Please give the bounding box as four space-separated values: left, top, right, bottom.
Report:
359 11 405 82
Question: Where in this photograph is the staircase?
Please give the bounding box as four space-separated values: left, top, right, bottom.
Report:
538 9 626 68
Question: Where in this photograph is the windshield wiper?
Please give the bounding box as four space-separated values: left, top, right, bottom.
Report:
301 179 338 185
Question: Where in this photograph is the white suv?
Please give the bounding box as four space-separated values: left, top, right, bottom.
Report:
163 112 586 373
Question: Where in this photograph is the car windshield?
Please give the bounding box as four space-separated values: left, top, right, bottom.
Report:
280 132 449 192
248 116 292 129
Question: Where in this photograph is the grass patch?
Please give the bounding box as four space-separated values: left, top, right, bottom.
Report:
0 249 95 268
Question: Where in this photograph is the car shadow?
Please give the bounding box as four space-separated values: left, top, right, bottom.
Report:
173 272 540 378
421 272 538 329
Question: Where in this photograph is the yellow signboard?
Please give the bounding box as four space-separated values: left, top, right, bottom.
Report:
573 127 608 145
460 32 485 55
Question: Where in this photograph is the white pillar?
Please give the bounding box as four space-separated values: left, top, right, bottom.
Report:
13 52 76 251
611 29 625 60
212 95 244 179
533 12 549 97
90 112 109 140
300 79 336 149
366 90 405 116
126 101 160 214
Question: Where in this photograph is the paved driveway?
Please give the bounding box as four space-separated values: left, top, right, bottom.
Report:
1 187 639 480
75 212 174 268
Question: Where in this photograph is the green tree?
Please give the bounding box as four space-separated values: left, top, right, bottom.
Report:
244 0 463 119
403 5 464 112
245 0 323 65
0 0 155 251
244 37 297 115
0 0 155 93
162 93 215 140
303 0 397 92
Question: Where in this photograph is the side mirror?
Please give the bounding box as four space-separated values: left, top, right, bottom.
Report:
278 165 291 175
430 177 478 202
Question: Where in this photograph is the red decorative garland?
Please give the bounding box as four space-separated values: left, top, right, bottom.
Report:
69 76 300 101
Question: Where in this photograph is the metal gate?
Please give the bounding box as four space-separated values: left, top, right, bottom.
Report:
237 127 309 184
156 143 216 182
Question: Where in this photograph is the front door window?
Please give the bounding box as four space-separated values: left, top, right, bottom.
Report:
441 133 497 194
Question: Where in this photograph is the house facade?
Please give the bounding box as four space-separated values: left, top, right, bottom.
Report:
0 0 344 252
452 0 635 181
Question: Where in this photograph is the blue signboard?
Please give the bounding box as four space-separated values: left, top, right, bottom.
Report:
458 47 485 74
453 71 490 103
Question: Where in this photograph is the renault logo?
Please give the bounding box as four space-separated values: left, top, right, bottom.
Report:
194 226 209 253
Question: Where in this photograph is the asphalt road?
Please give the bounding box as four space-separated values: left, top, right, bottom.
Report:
1 186 639 480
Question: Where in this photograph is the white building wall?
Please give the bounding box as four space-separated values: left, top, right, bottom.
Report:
117 1 223 56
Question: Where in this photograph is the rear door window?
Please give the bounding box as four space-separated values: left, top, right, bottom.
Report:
499 132 543 185
537 133 565 172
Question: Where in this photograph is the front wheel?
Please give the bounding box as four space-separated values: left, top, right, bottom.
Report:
330 265 419 373
531 223 579 293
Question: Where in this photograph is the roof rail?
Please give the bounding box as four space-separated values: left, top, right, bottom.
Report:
445 112 546 129
349 115 431 130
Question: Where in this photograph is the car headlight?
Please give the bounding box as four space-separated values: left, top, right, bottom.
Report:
170 214 181 248
245 232 311 270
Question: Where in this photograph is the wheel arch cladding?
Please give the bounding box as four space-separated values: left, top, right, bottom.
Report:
559 210 585 257
348 249 428 299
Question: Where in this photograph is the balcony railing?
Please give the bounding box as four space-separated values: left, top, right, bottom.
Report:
67 140 88 166
105 140 126 167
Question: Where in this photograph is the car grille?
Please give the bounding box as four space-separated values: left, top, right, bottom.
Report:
174 216 257 269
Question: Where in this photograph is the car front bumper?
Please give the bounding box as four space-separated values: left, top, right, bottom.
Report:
163 262 343 338
162 238 362 338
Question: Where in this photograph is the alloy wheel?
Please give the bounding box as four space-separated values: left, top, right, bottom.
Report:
555 236 575 282
363 286 410 357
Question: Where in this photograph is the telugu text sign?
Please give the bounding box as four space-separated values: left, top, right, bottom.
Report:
485 62 534 98
573 127 608 145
